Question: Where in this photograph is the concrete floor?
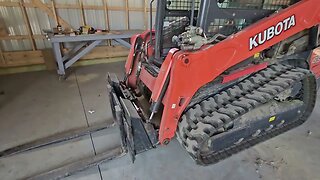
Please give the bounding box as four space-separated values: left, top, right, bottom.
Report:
0 61 319 180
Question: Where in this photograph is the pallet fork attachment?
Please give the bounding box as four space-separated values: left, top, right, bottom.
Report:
107 73 157 161
0 73 157 180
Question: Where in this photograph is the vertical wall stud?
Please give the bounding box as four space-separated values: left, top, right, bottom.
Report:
19 0 36 51
125 0 130 30
78 0 86 26
103 0 110 30
103 0 111 45
51 0 59 26
31 0 72 30
144 0 148 30
0 45 5 66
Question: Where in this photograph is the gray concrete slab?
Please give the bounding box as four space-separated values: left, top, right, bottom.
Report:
73 62 125 179
74 62 125 155
72 63 320 180
0 136 101 180
0 71 101 179
0 72 88 149
73 61 125 126
0 62 319 180
99 99 320 180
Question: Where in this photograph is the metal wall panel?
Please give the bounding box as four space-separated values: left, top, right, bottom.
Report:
84 10 106 30
0 3 32 51
0 0 151 51
129 11 144 30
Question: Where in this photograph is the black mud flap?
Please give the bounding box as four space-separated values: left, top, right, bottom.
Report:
107 73 157 162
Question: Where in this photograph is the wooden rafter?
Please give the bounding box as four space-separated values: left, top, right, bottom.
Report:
78 0 86 26
19 0 36 51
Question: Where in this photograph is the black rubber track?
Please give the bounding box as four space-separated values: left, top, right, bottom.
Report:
177 63 317 165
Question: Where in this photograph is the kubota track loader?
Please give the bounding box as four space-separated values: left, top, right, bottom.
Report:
109 0 320 164
1 0 320 179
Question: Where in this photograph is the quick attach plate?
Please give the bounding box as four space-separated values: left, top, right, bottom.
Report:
107 73 155 162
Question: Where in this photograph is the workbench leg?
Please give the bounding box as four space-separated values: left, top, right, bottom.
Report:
52 42 65 76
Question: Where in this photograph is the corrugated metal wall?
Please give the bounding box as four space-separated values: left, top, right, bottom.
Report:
0 0 156 52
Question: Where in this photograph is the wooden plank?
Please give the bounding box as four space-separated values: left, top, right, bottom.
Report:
1 46 128 67
51 0 59 26
0 35 30 40
49 4 155 12
0 46 5 67
102 0 111 46
125 0 130 30
0 17 8 36
30 0 73 30
0 35 45 40
19 0 36 51
102 0 110 30
3 50 44 67
41 49 56 70
0 27 7 36
0 58 126 75
0 1 18 7
78 0 86 26
144 0 148 30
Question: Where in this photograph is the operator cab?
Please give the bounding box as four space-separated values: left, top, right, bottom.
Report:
142 0 299 73
146 0 300 70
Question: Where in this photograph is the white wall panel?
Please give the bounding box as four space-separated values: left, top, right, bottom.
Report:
0 0 150 51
